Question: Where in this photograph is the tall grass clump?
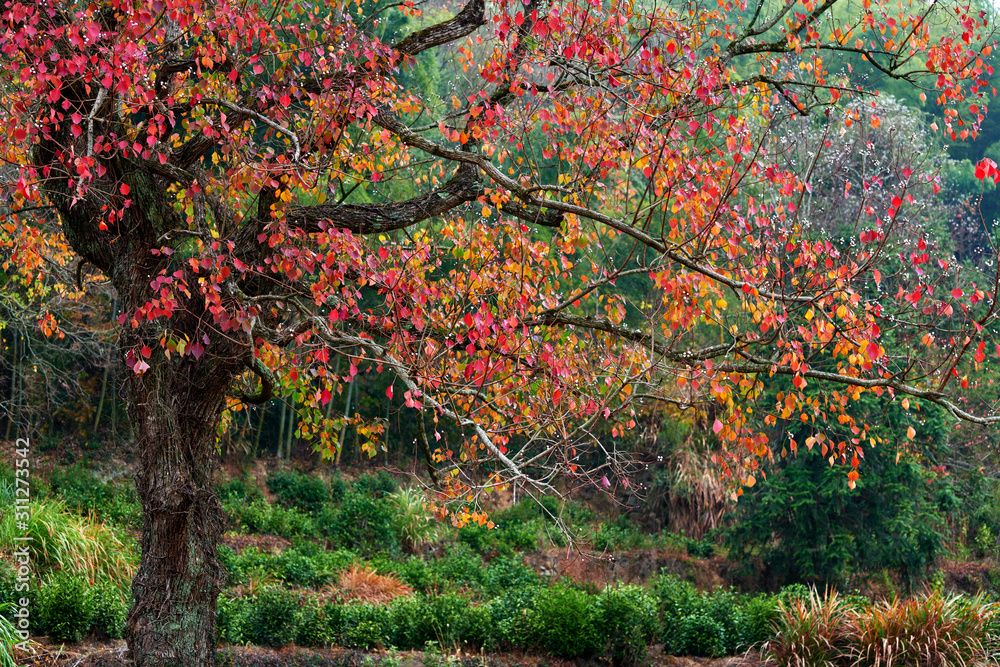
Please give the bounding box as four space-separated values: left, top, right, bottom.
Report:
764 589 856 667
0 484 136 587
0 604 17 667
389 486 435 553
764 589 997 667
852 592 996 667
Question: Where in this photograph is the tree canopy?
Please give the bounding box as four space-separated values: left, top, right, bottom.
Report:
1 0 999 663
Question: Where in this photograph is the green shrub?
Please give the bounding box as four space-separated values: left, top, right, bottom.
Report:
653 573 701 621
592 516 649 552
426 546 486 594
216 476 263 504
487 587 538 650
321 492 398 555
268 470 329 515
296 597 332 647
676 613 726 657
594 584 658 667
329 474 348 504
685 537 716 559
733 593 779 650
216 593 246 644
392 558 433 593
338 602 392 649
239 587 301 648
36 573 95 643
524 583 600 658
703 588 742 654
482 556 540 597
425 593 489 647
91 581 128 639
277 548 329 588
227 499 317 539
351 471 398 498
50 466 140 530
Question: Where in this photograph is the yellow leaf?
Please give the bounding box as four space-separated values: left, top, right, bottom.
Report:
906 426 916 440
901 398 909 410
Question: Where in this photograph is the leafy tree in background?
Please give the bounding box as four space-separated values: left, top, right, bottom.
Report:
1 0 998 664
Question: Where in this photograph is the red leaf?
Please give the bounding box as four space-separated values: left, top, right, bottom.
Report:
386 384 394 400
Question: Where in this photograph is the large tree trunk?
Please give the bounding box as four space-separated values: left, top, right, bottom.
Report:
121 345 239 667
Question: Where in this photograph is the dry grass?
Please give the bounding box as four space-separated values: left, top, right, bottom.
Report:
852 592 997 667
765 588 856 667
764 589 998 667
332 565 412 604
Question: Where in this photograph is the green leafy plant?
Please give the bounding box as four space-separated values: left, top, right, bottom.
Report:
91 581 129 639
35 573 96 643
320 492 399 555
594 584 658 667
238 587 301 648
524 583 600 658
267 469 329 515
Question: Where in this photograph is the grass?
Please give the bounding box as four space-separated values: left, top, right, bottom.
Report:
764 589 998 667
852 592 997 667
0 604 16 667
334 565 412 604
0 482 136 587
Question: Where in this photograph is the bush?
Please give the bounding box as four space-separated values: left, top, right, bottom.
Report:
654 573 701 621
425 546 486 594
91 581 128 639
594 584 658 667
676 613 726 658
733 593 779 650
277 548 329 588
337 602 392 649
267 470 329 515
524 583 600 658
239 587 301 648
482 556 540 597
36 573 96 643
320 492 398 555
226 498 317 539
216 593 246 644
592 516 649 552
216 476 263 504
487 588 537 650
295 597 332 647
351 471 398 499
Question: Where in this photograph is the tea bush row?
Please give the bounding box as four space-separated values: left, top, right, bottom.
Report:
217 582 659 667
219 545 538 600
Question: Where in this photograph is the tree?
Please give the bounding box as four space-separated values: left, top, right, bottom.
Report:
1 0 997 664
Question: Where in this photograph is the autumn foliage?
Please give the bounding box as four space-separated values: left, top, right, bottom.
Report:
0 0 999 661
